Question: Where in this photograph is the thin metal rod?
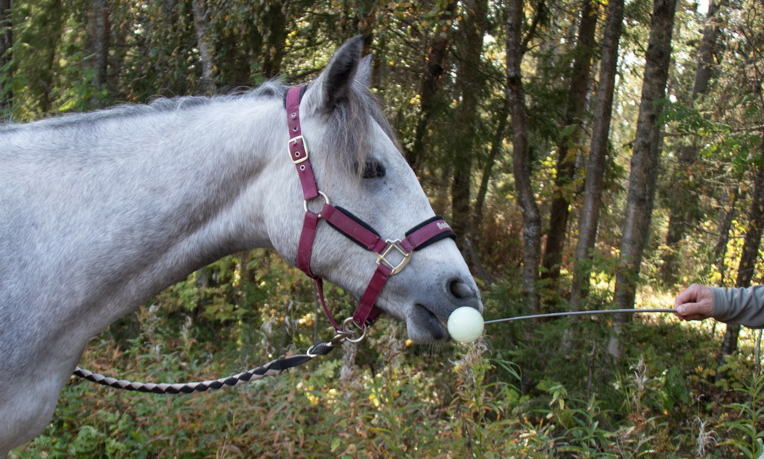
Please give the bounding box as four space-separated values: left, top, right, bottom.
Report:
484 308 675 324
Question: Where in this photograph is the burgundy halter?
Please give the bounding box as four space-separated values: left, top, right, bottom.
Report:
285 86 456 334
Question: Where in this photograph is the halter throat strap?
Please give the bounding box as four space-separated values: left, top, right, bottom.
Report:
285 87 455 331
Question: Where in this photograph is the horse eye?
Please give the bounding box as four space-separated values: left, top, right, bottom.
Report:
362 160 386 179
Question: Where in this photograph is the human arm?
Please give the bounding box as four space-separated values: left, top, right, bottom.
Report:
674 283 764 328
709 285 764 329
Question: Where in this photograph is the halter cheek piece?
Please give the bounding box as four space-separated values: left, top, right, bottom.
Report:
285 86 455 333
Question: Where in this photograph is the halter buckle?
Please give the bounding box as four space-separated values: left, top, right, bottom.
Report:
288 135 310 164
376 239 412 275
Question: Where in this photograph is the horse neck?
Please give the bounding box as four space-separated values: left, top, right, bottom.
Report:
10 96 287 333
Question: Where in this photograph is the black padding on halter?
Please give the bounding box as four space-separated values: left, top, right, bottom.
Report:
282 84 310 107
327 206 382 250
405 215 456 251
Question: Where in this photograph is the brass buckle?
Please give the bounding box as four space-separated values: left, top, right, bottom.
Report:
288 136 310 164
376 239 412 276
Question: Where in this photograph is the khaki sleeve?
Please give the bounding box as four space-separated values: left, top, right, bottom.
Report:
712 286 764 329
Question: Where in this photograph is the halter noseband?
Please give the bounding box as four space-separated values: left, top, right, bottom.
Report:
285 86 455 333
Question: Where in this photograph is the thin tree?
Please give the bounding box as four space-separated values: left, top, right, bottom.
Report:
87 0 109 107
472 97 510 237
261 2 288 79
542 0 599 287
451 0 488 250
610 0 679 356
713 186 739 287
507 0 544 313
719 145 764 365
191 0 215 94
661 0 721 282
0 0 11 112
569 0 625 310
405 0 458 174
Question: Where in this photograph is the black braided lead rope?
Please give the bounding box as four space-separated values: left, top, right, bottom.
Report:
73 340 338 395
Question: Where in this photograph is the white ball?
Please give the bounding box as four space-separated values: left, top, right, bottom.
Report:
447 307 484 343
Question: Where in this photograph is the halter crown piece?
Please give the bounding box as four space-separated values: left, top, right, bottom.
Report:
285 86 456 334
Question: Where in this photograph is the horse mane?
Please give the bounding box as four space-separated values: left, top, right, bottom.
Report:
0 82 287 133
0 79 399 178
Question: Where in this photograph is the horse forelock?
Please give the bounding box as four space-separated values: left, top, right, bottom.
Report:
322 81 400 179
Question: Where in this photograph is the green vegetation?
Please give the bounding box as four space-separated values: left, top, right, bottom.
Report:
4 0 764 456
4 252 764 458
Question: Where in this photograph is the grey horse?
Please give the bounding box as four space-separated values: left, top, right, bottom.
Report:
0 37 481 455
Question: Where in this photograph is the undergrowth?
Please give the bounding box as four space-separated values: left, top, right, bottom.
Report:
10 251 764 458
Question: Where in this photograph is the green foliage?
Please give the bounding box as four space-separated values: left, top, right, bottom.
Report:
720 373 764 458
7 257 764 458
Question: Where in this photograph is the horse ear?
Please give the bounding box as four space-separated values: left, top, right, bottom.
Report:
305 36 363 112
356 55 372 88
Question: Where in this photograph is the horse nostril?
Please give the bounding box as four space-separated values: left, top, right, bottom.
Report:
449 279 475 300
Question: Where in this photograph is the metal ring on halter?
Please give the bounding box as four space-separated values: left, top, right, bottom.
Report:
304 191 330 214
342 317 367 343
330 329 354 347
306 343 321 358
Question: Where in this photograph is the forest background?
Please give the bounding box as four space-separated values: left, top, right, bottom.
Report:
3 0 764 456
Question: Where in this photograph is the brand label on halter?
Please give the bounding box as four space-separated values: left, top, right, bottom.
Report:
437 222 451 231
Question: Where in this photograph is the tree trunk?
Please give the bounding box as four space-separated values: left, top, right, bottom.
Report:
542 0 599 287
713 186 739 286
108 7 127 97
162 0 174 27
0 0 12 111
405 0 457 173
356 0 375 56
88 0 109 108
570 0 625 310
610 0 678 357
451 0 487 250
472 98 510 237
191 0 214 94
719 144 764 363
613 0 677 312
507 0 542 313
261 2 288 79
661 0 720 282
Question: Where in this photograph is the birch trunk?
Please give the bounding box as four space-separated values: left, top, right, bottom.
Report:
191 0 214 94
473 98 510 237
713 187 738 286
610 0 678 357
262 2 287 79
0 0 11 111
542 0 598 287
661 0 720 282
507 0 541 313
719 143 764 364
451 0 487 249
87 0 109 108
569 0 624 310
405 0 457 173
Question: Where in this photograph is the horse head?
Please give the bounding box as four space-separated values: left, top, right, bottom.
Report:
264 37 482 343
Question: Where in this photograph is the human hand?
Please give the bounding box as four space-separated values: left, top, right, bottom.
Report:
674 283 714 321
